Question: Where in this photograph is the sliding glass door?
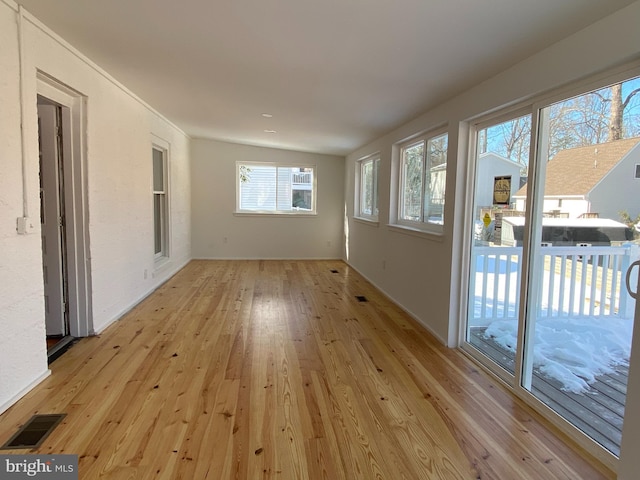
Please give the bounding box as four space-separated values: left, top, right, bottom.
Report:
464 73 640 458
522 77 640 456
465 112 532 380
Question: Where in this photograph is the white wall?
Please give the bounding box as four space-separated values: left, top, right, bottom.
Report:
544 198 589 218
345 1 640 474
0 0 191 413
0 0 49 415
591 145 640 221
191 139 344 259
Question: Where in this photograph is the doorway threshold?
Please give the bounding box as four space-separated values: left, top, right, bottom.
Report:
47 336 77 364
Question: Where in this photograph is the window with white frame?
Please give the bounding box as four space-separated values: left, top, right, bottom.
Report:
357 154 380 220
237 163 316 214
152 144 169 259
398 131 448 230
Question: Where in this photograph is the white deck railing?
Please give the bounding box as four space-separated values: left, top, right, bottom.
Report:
469 244 639 325
292 172 312 185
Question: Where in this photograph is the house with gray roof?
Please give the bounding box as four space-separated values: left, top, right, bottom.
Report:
513 137 640 221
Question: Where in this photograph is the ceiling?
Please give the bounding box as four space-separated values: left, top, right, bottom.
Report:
17 0 636 155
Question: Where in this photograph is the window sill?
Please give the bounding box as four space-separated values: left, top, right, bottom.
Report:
353 216 379 227
154 255 171 272
234 211 317 217
387 223 444 242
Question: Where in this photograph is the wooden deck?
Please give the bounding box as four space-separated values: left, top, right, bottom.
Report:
469 327 627 456
0 260 613 479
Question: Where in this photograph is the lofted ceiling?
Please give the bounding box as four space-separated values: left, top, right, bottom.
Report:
17 0 637 155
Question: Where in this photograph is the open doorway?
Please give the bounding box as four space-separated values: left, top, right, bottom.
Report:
36 73 92 362
37 96 73 360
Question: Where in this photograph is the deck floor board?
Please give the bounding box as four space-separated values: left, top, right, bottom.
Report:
469 327 627 457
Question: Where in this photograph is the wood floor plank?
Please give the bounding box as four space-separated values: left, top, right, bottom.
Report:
0 260 613 479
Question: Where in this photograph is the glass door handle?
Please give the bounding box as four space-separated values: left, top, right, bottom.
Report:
626 260 640 300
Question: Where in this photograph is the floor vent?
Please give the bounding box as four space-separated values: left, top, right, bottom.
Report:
355 295 368 302
1 414 66 449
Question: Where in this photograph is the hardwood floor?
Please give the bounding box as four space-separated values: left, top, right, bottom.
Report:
0 260 613 479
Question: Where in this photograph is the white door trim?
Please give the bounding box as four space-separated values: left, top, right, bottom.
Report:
37 72 93 337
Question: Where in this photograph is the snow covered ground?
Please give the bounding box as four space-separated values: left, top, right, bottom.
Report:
484 317 633 393
470 251 636 393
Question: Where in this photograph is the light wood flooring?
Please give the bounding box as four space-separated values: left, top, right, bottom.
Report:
0 260 614 479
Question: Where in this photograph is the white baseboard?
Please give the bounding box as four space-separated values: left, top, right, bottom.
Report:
192 256 343 261
344 261 448 346
93 258 191 335
0 369 51 416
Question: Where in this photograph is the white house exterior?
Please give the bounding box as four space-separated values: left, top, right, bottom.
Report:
475 152 523 210
431 152 522 217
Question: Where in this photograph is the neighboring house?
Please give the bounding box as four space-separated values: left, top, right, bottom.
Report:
430 152 522 215
513 137 640 220
474 152 523 208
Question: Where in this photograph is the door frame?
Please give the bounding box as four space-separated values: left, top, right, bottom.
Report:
37 72 92 337
458 105 534 388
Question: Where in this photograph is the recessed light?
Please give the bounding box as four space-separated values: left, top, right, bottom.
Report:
261 113 273 118
264 129 277 134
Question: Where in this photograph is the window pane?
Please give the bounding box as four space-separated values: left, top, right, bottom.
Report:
465 113 531 380
373 158 379 216
425 134 448 224
277 167 293 211
152 145 168 258
361 160 373 216
522 76 640 456
287 167 313 211
154 194 162 255
402 142 424 221
240 165 277 211
153 148 164 192
292 190 312 210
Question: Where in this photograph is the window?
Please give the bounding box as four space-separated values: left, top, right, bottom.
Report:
152 145 168 259
398 131 448 230
237 163 316 214
357 154 380 220
635 164 640 179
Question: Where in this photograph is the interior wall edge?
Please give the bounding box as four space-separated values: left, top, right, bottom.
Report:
92 258 192 334
344 259 449 347
20 5 187 138
0 369 50 416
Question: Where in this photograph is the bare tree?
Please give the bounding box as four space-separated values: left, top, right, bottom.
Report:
609 83 624 141
608 82 640 141
489 78 640 162
483 115 531 170
500 116 531 168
